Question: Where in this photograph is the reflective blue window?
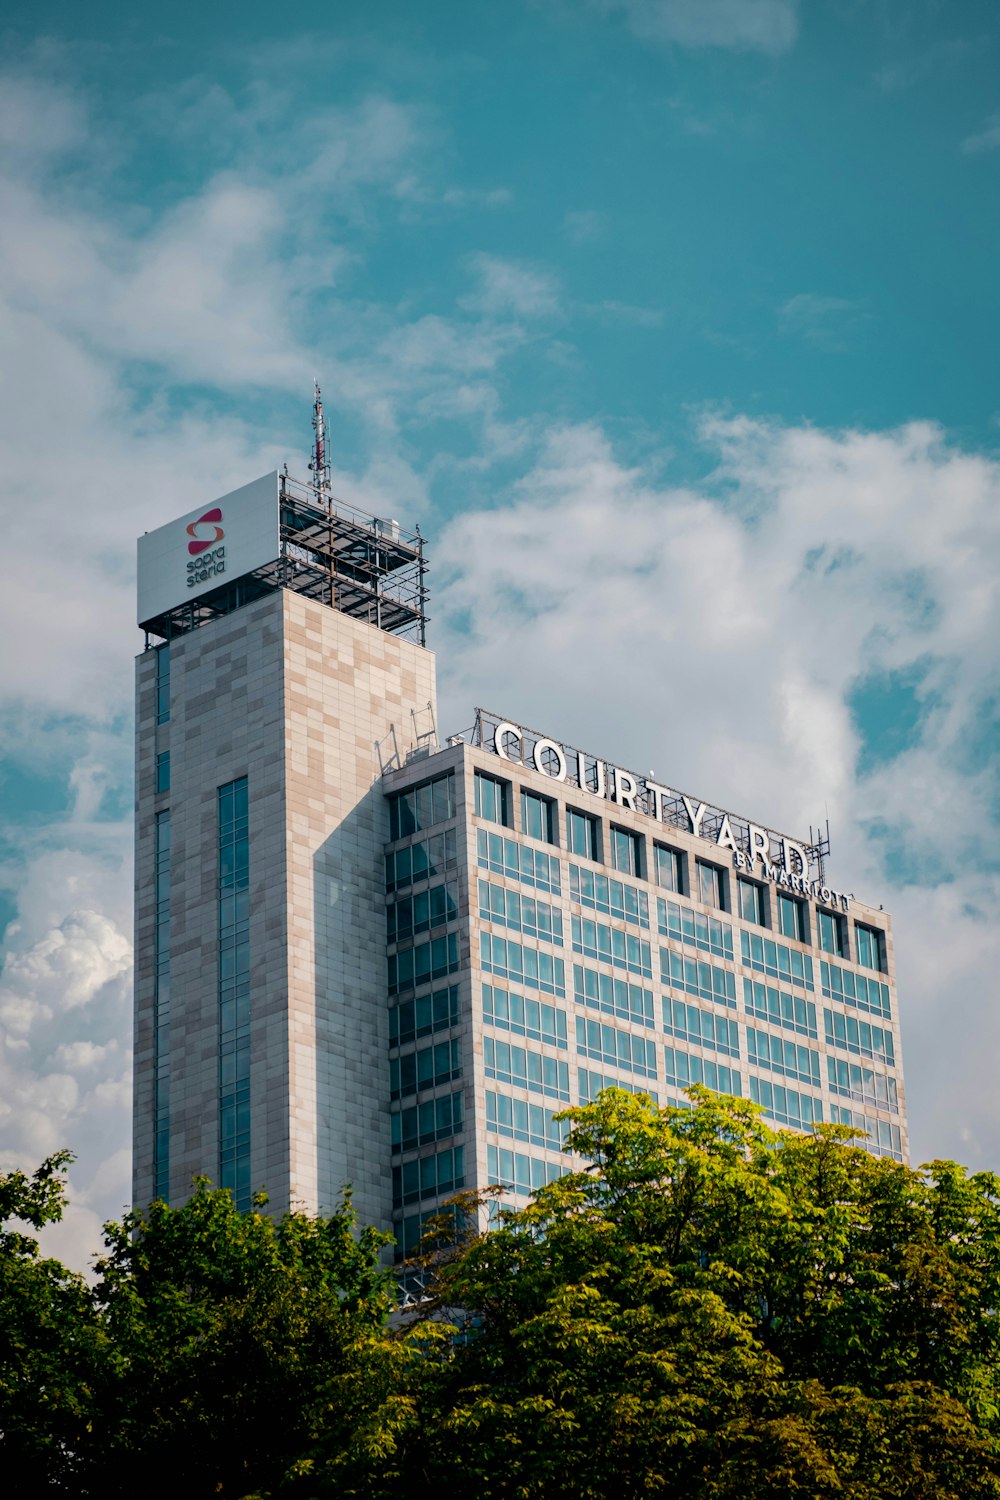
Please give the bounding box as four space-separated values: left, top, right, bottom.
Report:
218 776 250 1210
154 810 171 1201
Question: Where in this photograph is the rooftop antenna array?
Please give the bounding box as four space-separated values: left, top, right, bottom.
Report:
309 379 331 507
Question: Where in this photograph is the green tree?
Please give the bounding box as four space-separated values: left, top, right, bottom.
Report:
402 1089 1000 1499
85 1182 410 1498
0 1152 104 1494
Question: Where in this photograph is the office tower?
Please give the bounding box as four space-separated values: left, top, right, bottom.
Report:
134 446 906 1254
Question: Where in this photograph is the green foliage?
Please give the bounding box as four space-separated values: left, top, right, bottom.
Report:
405 1089 1000 1497
6 1096 1000 1497
0 1153 104 1494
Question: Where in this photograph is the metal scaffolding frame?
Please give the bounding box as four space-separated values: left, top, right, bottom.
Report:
141 470 428 647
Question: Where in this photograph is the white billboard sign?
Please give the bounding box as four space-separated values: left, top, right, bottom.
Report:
137 472 281 626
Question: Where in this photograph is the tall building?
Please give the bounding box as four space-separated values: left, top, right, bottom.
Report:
134 441 907 1253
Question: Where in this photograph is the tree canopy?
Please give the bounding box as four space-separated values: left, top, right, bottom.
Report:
5 1092 1000 1498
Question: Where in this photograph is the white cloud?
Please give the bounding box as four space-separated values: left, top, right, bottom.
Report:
460 253 561 319
588 0 798 54
778 293 870 351
435 414 1000 1170
962 113 1000 154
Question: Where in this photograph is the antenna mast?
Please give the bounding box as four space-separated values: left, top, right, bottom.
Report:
309 379 331 508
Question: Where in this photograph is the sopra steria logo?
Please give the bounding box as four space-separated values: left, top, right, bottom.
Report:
185 507 226 588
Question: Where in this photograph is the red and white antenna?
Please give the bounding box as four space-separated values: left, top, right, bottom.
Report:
308 379 331 503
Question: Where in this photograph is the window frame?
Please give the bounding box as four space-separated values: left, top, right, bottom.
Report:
474 770 512 828
520 787 557 845
695 858 727 911
737 877 767 927
565 806 600 863
817 907 846 958
609 824 642 878
777 892 807 944
653 843 685 895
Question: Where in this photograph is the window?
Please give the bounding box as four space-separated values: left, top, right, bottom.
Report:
486 1092 567 1152
664 1047 741 1098
654 844 684 894
155 750 170 795
777 893 806 943
487 1144 564 1197
388 933 460 995
576 1017 658 1080
474 771 511 827
609 825 641 877
477 829 561 894
696 860 726 910
386 829 458 893
571 866 648 927
389 986 459 1047
391 1092 463 1152
218 776 250 1211
737 878 766 927
392 1145 464 1208
484 1036 570 1100
390 1038 461 1099
817 908 845 957
388 772 456 840
657 899 733 960
153 810 171 1203
855 923 886 973
521 789 556 844
566 807 599 861
482 984 568 1048
579 1069 658 1105
741 930 814 991
155 644 170 725
387 881 459 943
820 960 890 1020
749 1077 821 1131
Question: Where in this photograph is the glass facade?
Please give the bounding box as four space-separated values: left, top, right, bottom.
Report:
218 776 250 1210
153 810 171 1202
155 643 170 725
383 746 904 1256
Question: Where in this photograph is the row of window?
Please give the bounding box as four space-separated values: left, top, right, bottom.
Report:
479 932 566 997
390 1038 461 1100
572 916 652 977
472 773 888 968
392 1145 464 1208
573 965 655 1029
385 828 458 893
387 881 459 943
657 899 733 960
388 771 456 842
569 865 649 927
576 1017 658 1081
388 933 460 995
483 983 568 1048
389 985 460 1048
479 879 564 946
485 1091 568 1152
391 1091 463 1153
477 828 562 894
484 1035 571 1101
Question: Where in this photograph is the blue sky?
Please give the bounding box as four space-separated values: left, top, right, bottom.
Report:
1 0 999 1267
